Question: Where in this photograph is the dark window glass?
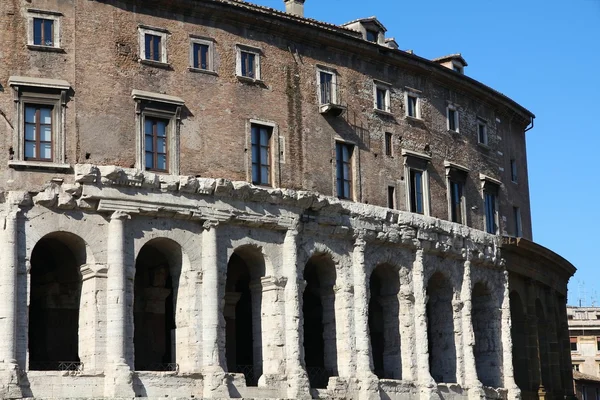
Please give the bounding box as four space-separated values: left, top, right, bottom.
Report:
145 34 161 61
376 88 387 111
478 120 487 144
597 337 600 351
387 186 395 209
251 124 271 185
24 105 53 161
510 159 518 182
513 207 522 237
241 51 255 78
144 117 168 171
407 95 417 117
193 43 210 70
336 142 353 199
410 169 424 214
484 191 497 234
320 72 333 104
448 109 457 131
450 180 463 223
366 30 378 43
384 132 392 156
33 18 54 46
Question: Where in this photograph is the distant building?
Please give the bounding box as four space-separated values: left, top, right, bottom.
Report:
572 371 600 400
569 307 600 378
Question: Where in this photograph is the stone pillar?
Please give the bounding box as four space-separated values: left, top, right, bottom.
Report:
500 271 520 400
460 257 484 400
223 292 241 372
256 276 286 381
352 236 378 400
0 208 21 398
104 211 134 398
282 228 310 399
412 248 436 399
80 264 108 372
201 221 227 398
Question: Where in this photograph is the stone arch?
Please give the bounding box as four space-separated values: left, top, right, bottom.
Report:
368 263 401 379
510 290 530 391
302 251 337 389
426 271 457 383
472 281 502 387
28 232 87 370
224 244 267 386
133 237 183 371
536 298 551 391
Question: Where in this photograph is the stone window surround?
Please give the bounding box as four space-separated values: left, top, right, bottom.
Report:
373 79 392 114
236 44 262 82
334 137 357 201
132 89 184 175
480 174 501 235
138 24 169 66
7 76 71 171
316 64 339 106
404 86 422 120
26 9 62 51
246 119 280 187
402 149 431 216
188 34 217 75
446 101 460 133
444 161 469 225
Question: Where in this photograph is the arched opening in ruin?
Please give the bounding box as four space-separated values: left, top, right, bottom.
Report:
510 291 530 391
224 246 266 386
368 263 401 379
29 233 84 370
536 299 551 391
426 271 456 383
134 238 181 371
303 253 337 389
472 281 502 387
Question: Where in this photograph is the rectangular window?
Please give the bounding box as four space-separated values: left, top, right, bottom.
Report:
241 51 255 78
387 186 395 209
336 142 353 199
573 363 580 371
33 18 54 47
478 118 488 145
410 169 425 214
447 107 458 132
319 71 334 104
407 94 418 118
192 42 209 70
384 132 393 156
24 105 53 161
597 337 600 352
484 190 497 234
510 159 518 182
144 117 169 172
513 207 522 237
366 29 378 43
374 84 390 112
251 124 272 185
450 180 464 223
144 34 162 62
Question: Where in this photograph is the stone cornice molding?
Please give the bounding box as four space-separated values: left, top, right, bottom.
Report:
80 264 108 281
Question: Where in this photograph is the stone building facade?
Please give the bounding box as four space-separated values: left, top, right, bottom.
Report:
568 307 600 379
0 0 575 399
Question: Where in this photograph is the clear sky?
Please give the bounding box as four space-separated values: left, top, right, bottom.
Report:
250 0 600 305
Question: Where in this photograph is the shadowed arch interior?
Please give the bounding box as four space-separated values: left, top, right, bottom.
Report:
472 281 502 387
29 232 85 370
134 238 182 371
368 263 401 379
426 271 456 383
536 299 551 391
510 291 530 391
225 245 266 387
303 253 337 389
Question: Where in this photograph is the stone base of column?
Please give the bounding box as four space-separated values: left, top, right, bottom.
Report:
467 385 486 400
104 363 134 398
0 363 22 399
357 374 380 400
285 370 311 399
418 383 440 400
506 385 522 400
202 367 229 398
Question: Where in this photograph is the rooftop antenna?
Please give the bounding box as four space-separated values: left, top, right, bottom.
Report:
591 289 598 307
578 280 585 307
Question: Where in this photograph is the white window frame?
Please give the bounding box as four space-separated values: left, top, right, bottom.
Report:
26 9 62 50
373 80 391 113
316 66 338 105
446 104 459 133
7 76 70 169
247 119 280 188
132 90 184 174
236 44 262 81
402 149 431 216
138 25 169 64
405 88 422 120
189 35 216 74
481 174 501 235
477 117 489 146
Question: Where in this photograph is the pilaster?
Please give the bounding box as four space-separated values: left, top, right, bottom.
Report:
501 270 520 400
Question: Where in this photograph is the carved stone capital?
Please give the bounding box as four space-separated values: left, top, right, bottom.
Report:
111 210 131 221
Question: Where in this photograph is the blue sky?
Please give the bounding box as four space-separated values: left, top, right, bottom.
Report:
251 0 600 305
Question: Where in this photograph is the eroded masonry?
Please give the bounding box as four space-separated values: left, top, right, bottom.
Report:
0 0 575 399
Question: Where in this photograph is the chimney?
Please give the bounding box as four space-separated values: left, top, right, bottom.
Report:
284 0 305 17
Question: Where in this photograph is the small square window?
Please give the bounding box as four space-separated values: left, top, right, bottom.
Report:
384 132 393 156
336 142 354 200
138 26 168 64
366 29 378 43
236 45 261 81
573 364 580 372
27 10 61 49
510 159 518 182
189 36 215 73
406 93 420 119
477 118 488 145
374 82 390 113
447 107 459 132
33 18 54 46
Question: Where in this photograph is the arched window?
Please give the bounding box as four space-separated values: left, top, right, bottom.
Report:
303 253 337 388
472 282 502 387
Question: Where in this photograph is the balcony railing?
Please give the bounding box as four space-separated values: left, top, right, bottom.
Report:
306 366 331 389
317 82 346 116
135 363 179 372
29 361 84 372
236 364 258 386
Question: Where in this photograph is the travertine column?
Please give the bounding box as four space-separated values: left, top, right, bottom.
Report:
104 211 133 398
282 228 310 398
0 209 18 366
257 276 286 379
501 270 520 400
80 264 108 372
460 257 484 399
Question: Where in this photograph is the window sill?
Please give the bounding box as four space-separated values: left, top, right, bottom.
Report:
8 160 71 171
373 108 393 117
477 142 491 150
447 129 460 134
139 59 171 69
236 75 265 86
27 44 65 53
188 67 218 76
405 115 423 122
